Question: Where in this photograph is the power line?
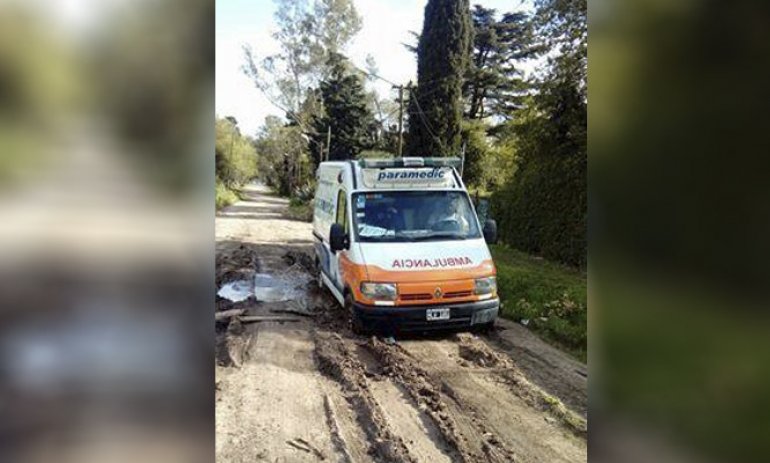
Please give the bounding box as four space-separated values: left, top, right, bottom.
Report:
353 65 398 87
410 90 445 153
396 83 405 156
352 53 465 90
410 88 439 135
380 105 401 123
355 71 448 154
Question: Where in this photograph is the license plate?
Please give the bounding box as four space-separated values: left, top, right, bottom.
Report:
426 308 450 321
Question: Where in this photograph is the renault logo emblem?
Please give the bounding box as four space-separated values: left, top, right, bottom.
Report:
434 287 442 298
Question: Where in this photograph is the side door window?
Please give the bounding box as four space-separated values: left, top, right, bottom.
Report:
335 190 348 232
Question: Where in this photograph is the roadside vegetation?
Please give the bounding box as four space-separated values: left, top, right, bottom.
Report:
215 182 240 210
491 245 587 361
286 196 315 222
215 117 257 209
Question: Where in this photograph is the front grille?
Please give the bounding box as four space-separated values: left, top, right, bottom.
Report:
443 290 473 299
400 293 432 301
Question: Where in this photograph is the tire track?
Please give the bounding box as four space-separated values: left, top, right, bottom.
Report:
313 331 418 463
362 337 517 463
397 336 587 463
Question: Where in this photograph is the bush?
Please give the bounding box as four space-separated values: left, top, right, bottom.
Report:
215 181 239 210
492 153 586 267
286 197 314 222
490 84 586 268
460 120 492 189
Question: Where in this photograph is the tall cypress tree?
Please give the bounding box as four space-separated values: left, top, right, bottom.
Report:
405 0 472 157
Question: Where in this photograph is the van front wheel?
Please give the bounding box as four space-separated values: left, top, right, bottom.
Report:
345 293 366 335
473 321 495 334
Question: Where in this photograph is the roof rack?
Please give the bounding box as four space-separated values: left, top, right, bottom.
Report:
358 157 462 169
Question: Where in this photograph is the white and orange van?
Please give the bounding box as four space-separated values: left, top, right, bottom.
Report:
312 157 499 334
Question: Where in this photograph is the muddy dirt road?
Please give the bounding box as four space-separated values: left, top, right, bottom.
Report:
215 183 587 463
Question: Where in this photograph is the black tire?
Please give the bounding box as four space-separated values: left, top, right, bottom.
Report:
473 321 495 334
345 293 366 335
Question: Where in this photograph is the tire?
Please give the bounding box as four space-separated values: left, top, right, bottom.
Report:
345 293 366 335
473 321 495 334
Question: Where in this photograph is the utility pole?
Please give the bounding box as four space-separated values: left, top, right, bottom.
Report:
325 125 332 162
396 85 404 157
394 81 411 158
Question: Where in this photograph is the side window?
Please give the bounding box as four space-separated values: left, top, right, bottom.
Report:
335 190 347 232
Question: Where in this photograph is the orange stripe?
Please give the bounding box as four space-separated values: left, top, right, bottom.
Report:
341 258 496 307
339 253 368 282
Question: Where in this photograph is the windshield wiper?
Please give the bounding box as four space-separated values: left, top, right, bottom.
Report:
394 232 415 241
361 233 415 242
361 235 393 242
410 232 467 241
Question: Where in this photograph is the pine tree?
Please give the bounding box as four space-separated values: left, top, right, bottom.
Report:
464 7 538 120
312 55 373 163
405 0 472 157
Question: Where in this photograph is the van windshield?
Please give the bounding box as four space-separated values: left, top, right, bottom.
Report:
352 191 481 242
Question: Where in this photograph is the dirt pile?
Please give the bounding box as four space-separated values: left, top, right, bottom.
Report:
216 243 260 286
283 249 315 273
457 333 510 368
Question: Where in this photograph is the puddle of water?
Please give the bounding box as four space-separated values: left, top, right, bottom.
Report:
217 280 253 302
217 266 311 303
254 272 303 302
253 273 275 286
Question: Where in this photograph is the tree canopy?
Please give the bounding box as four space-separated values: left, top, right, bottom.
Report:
215 117 258 188
464 6 539 120
311 55 374 164
243 0 362 126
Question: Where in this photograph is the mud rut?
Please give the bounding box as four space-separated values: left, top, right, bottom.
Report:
215 183 587 463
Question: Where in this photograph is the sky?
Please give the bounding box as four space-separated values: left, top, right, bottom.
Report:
217 0 535 137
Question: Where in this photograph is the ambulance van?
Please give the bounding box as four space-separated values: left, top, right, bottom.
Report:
312 157 499 333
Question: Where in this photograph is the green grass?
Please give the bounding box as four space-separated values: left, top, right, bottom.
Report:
491 244 587 362
215 181 240 210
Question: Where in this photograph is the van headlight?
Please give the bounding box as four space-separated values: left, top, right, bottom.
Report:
474 277 497 296
360 282 398 301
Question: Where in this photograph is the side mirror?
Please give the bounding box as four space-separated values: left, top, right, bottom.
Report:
330 223 349 252
483 219 498 244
